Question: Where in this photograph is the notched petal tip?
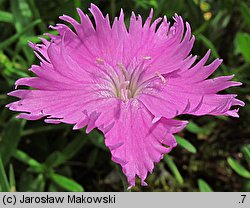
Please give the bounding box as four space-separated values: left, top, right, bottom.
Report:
76 7 83 14
233 98 245 107
7 90 25 98
89 3 104 18
141 180 148 186
28 41 35 49
225 109 240 118
152 116 161 123
73 117 88 130
109 142 124 151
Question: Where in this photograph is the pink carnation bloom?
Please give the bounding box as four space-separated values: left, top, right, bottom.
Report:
6 4 244 187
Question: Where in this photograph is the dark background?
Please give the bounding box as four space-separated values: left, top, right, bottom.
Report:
0 0 249 192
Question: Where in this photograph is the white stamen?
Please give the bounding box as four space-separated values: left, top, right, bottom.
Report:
117 63 126 71
96 58 105 65
117 63 127 78
143 56 152 60
121 88 128 101
156 72 166 84
120 81 130 102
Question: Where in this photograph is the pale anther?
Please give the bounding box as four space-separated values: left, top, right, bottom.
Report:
143 56 152 60
96 58 105 65
156 72 166 84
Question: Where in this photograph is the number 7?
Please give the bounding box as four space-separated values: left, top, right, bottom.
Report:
241 195 246 203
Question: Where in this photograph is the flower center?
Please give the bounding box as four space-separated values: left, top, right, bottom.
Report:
95 57 166 102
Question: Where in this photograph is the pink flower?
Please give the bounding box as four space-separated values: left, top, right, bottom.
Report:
6 4 244 187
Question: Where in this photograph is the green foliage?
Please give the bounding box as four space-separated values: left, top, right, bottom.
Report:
8 164 16 192
0 11 13 23
0 19 41 51
227 157 250 179
175 135 197 154
13 143 86 191
0 118 25 165
13 150 44 172
29 174 45 192
164 155 184 185
44 134 88 168
241 145 250 165
0 0 249 191
0 156 10 192
196 34 227 72
50 173 84 192
235 33 250 63
186 121 205 134
227 145 250 181
198 179 213 192
240 2 250 26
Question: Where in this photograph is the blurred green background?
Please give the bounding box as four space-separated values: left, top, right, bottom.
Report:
0 0 250 192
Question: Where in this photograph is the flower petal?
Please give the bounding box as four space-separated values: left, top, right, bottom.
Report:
100 100 187 187
139 52 244 119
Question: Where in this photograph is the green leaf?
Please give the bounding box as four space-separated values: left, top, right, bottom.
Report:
50 173 84 192
11 0 33 31
0 10 14 23
241 144 250 166
61 135 88 161
0 155 10 192
44 151 67 168
29 174 45 192
243 180 250 192
0 50 29 85
227 157 250 179
240 2 250 26
9 164 16 192
0 117 25 165
18 172 34 191
0 19 41 50
11 0 36 64
186 121 204 134
48 183 60 192
193 21 209 35
197 36 219 58
198 179 213 192
13 150 44 172
235 33 250 63
175 135 197 154
164 155 184 185
26 0 47 32
44 135 88 168
88 130 108 151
